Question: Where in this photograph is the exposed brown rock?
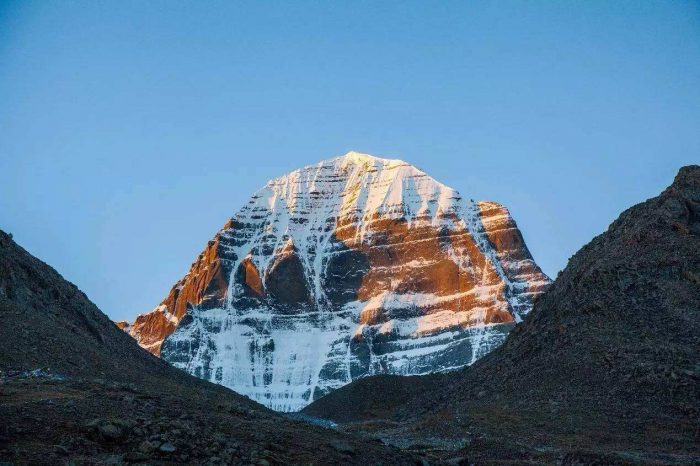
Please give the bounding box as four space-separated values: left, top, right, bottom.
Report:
124 229 234 355
237 256 265 298
114 320 129 330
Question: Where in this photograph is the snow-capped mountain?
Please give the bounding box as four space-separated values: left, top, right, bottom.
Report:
124 152 550 411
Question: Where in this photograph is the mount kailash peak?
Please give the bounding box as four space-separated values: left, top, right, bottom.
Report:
121 152 550 411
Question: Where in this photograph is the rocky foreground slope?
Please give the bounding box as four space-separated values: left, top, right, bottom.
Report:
0 229 417 465
124 152 549 411
304 166 700 465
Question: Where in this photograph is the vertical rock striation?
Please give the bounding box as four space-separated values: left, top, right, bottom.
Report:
124 152 550 410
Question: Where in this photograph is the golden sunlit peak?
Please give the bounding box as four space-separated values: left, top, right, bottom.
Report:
338 151 406 167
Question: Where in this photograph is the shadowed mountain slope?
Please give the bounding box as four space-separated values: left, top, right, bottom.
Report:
304 165 700 464
0 229 416 465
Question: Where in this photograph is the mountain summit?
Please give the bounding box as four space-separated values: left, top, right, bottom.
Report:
124 152 550 410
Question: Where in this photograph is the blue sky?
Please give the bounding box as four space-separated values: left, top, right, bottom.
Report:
1 1 698 321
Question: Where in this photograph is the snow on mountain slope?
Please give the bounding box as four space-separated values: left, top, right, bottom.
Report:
124 152 550 411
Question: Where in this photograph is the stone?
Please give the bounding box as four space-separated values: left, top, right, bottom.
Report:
53 445 69 455
159 442 176 453
98 423 123 441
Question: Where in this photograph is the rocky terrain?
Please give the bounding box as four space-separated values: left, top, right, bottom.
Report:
0 229 419 465
303 165 700 465
123 152 549 411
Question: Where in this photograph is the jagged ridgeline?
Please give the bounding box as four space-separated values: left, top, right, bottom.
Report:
121 152 550 411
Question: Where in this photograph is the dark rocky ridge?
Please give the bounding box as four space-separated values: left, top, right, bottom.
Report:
0 229 417 465
303 165 700 464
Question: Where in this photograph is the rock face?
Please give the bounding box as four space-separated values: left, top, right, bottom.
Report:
302 165 700 463
126 152 549 411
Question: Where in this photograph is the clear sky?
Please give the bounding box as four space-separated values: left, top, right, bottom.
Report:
1 1 698 322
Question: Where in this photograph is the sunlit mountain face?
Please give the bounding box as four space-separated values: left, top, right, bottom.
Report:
122 152 550 411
